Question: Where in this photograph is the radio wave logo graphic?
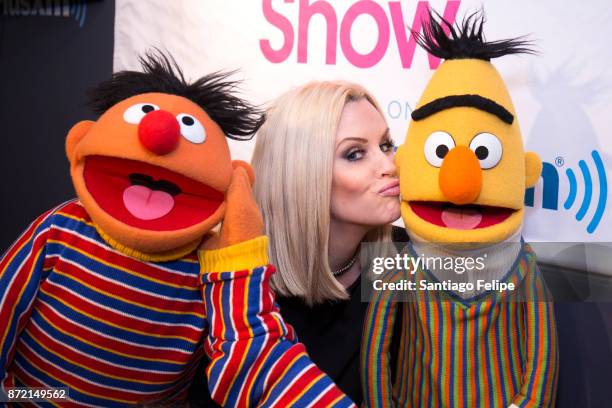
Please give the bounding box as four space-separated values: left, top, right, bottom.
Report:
564 151 608 233
69 0 87 28
525 150 608 234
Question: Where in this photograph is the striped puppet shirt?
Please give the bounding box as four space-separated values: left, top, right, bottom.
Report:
1 201 352 407
362 243 559 408
0 201 206 406
200 238 356 408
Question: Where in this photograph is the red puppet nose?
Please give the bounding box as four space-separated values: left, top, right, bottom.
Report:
138 110 181 155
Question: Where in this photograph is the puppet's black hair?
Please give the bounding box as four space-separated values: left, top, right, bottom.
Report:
88 51 264 140
414 10 536 61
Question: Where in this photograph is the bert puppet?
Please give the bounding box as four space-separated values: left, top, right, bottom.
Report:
362 11 558 408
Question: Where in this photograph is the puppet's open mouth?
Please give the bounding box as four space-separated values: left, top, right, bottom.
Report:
409 201 515 230
83 155 224 231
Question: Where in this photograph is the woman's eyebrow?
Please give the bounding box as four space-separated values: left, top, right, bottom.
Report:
337 137 368 146
335 137 367 153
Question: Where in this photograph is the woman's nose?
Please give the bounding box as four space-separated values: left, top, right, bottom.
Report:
380 150 397 177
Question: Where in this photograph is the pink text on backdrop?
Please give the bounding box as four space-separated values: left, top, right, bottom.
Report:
260 0 461 69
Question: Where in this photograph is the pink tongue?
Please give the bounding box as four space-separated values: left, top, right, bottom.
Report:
441 207 482 230
122 185 175 220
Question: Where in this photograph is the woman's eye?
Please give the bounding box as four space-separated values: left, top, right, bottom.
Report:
346 149 364 161
380 140 395 153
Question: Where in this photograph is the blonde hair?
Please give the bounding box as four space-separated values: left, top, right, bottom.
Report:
252 81 392 305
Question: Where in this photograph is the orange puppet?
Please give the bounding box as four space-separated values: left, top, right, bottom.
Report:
0 53 264 406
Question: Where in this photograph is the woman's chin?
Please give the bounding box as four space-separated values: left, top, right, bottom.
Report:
382 201 402 224
385 209 402 225
367 205 401 226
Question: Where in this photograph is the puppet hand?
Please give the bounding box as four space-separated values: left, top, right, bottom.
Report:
201 163 263 250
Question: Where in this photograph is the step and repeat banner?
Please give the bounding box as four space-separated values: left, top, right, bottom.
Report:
114 0 612 272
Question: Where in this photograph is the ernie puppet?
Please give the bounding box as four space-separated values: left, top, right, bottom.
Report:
361 11 559 408
0 53 351 407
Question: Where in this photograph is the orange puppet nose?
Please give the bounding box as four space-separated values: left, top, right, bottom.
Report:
138 110 181 155
439 146 482 205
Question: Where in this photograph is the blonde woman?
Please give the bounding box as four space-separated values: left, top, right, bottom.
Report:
189 81 405 406
255 81 404 403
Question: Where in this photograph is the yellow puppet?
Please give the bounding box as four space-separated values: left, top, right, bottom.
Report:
362 12 558 407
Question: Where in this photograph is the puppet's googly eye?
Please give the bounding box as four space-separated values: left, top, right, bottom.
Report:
469 133 503 169
424 131 455 167
123 103 160 124
177 114 206 144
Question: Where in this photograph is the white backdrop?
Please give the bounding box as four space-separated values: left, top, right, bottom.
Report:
114 0 612 273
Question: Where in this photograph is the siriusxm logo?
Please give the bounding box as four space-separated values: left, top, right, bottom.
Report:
1 0 87 28
525 150 608 234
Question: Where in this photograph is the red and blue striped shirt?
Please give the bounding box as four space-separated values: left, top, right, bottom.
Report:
1 201 352 407
200 246 355 408
0 201 206 406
